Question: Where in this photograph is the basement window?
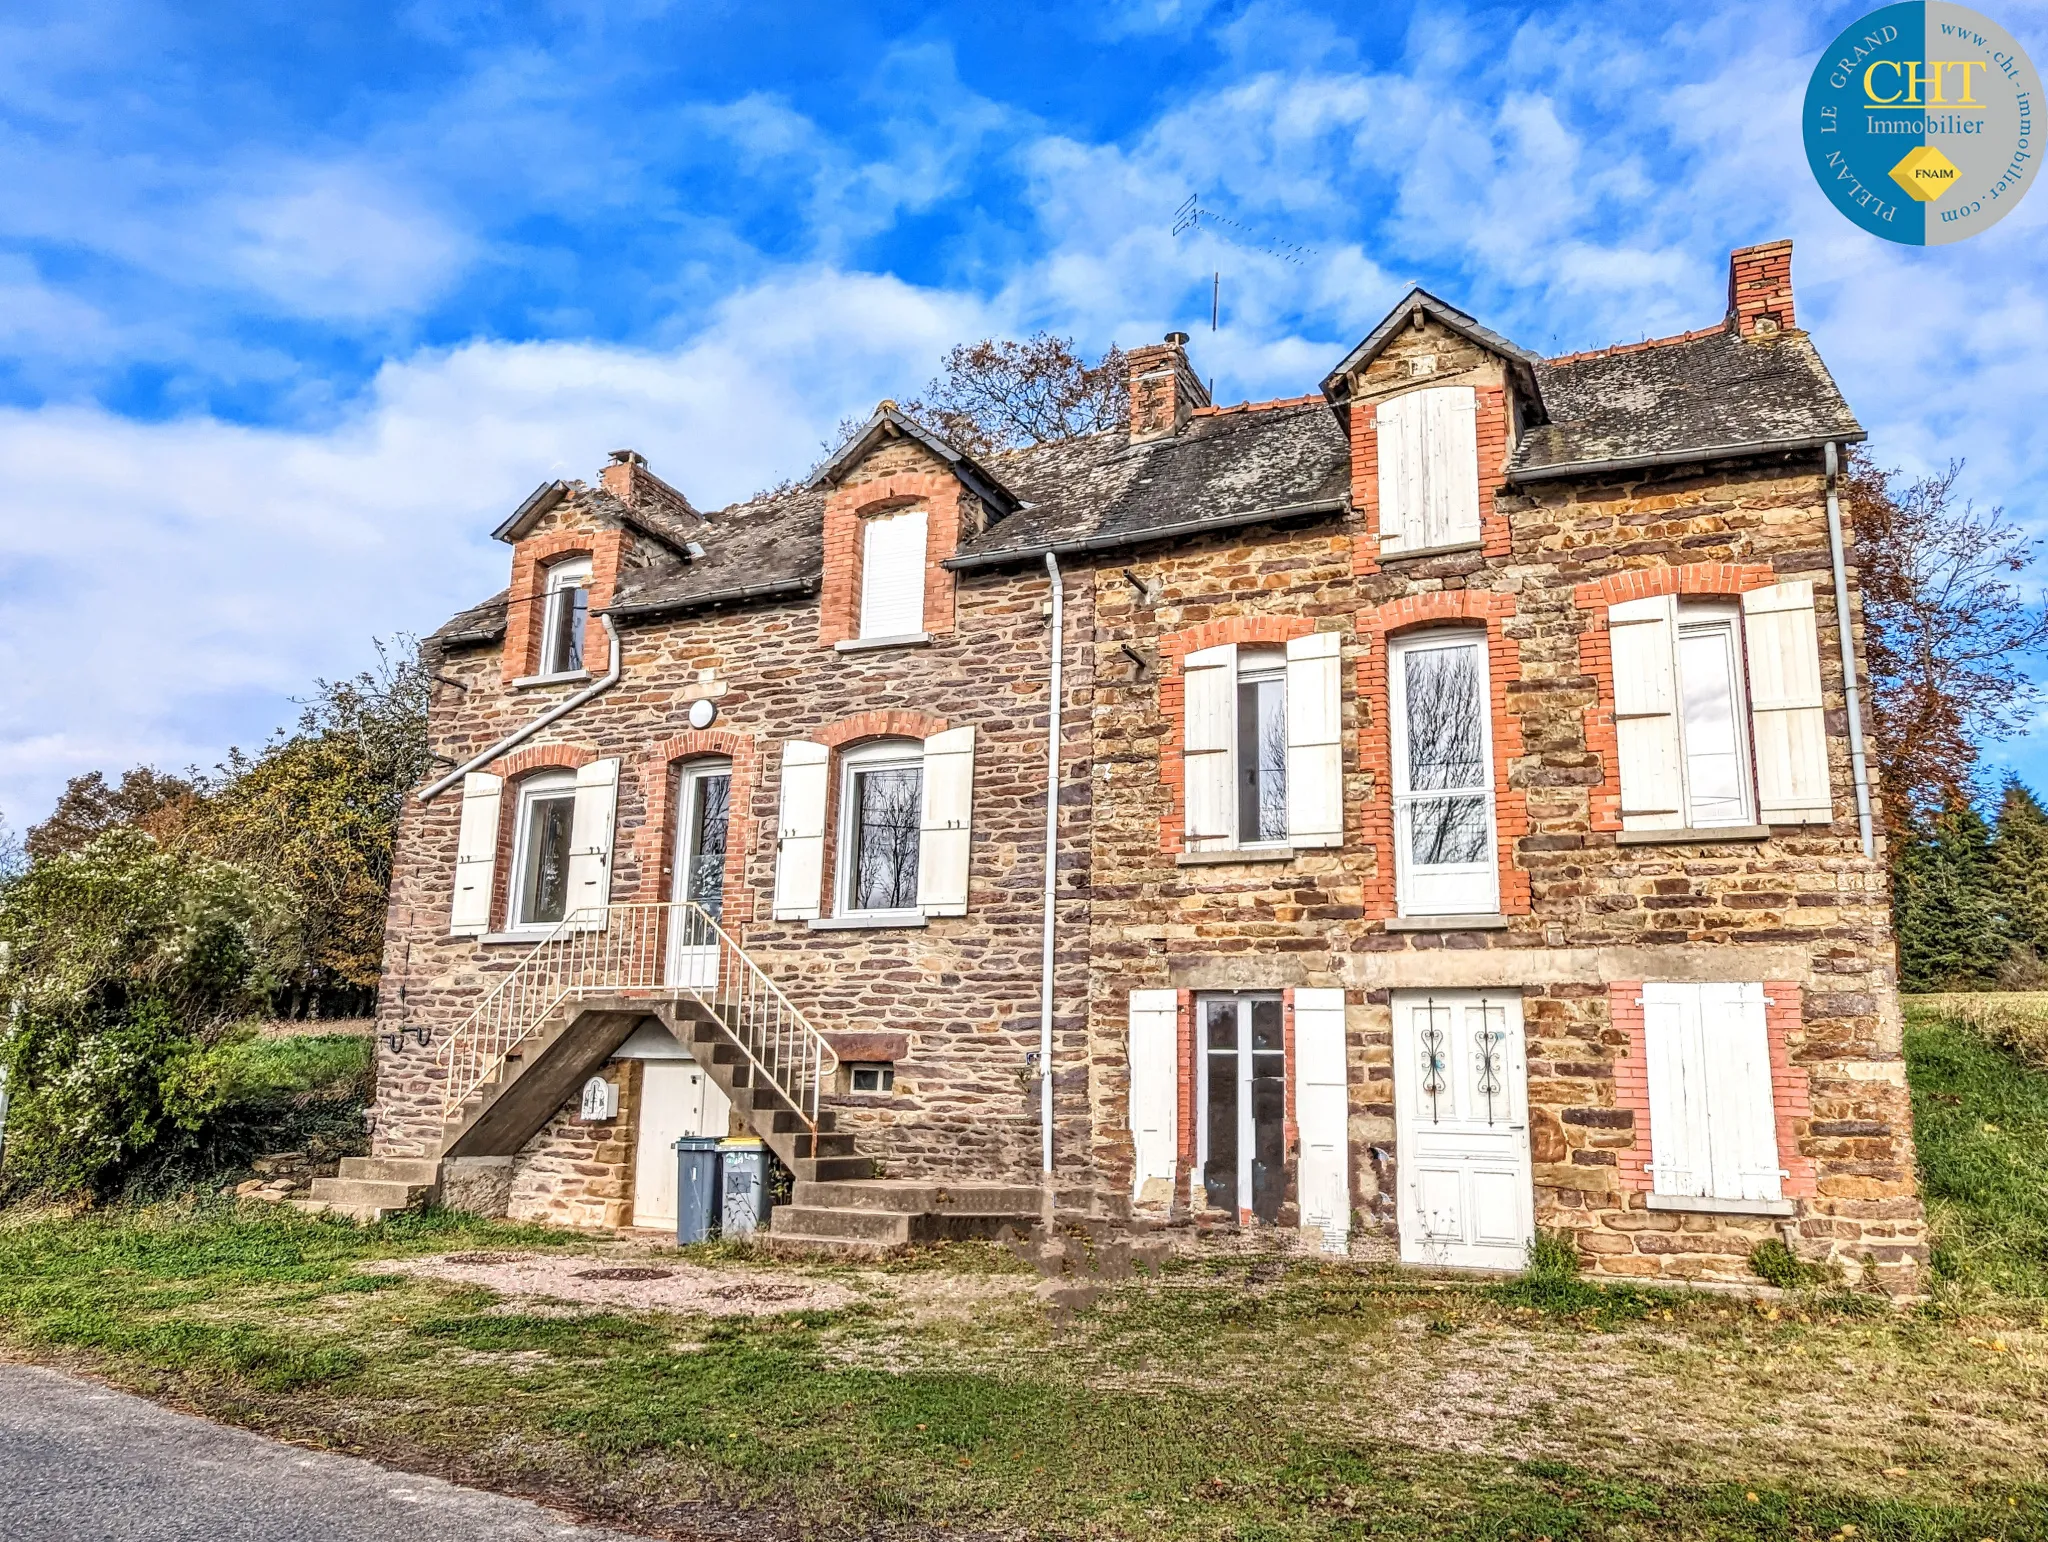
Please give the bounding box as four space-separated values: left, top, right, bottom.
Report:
848 1064 895 1094
541 557 593 675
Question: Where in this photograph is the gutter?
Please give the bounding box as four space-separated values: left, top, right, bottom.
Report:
1824 442 1877 859
1038 552 1063 1185
416 613 623 803
944 497 1348 573
1506 432 1867 485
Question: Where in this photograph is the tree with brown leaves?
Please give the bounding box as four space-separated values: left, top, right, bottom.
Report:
26 766 202 863
901 333 1128 457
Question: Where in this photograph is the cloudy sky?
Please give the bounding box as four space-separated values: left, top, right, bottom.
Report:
3 0 2046 831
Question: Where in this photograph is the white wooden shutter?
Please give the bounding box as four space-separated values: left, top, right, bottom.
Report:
449 772 502 936
859 507 928 638
1609 595 1686 831
1642 982 1714 1198
1127 990 1179 1207
1284 631 1343 847
1423 386 1480 548
1374 393 1424 552
771 741 830 920
915 726 975 917
564 757 620 930
1182 643 1237 848
1742 581 1832 825
1698 982 1783 1202
1292 987 1351 1252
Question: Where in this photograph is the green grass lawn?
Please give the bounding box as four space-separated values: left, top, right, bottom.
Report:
1 1008 2046 1540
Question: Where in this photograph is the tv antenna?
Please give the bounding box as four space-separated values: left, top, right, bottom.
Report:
1171 194 1317 266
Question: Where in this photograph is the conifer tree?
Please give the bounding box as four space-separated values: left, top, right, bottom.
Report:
1990 780 2048 983
1894 796 2005 991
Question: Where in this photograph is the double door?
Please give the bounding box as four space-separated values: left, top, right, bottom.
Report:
1198 994 1287 1224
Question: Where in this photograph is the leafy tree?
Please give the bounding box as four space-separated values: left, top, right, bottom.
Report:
902 333 1129 457
1894 796 2005 992
1990 781 2048 985
0 809 23 884
0 831 294 1198
25 766 201 862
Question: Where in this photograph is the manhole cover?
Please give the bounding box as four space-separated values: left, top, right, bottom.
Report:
573 1266 675 1282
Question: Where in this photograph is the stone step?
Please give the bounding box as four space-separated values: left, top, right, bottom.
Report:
307 1177 431 1212
789 1156 876 1184
339 1156 441 1184
291 1198 390 1223
782 1131 858 1160
769 1108 838 1134
794 1179 1043 1216
771 1205 912 1244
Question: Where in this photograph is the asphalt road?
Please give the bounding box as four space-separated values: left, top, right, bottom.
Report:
0 1363 647 1541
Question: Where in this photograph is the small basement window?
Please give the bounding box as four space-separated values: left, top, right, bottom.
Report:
849 1063 895 1094
541 557 593 675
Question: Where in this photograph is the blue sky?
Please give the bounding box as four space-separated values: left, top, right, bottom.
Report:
3 0 2047 831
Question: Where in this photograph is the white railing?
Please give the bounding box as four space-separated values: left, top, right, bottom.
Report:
432 901 837 1136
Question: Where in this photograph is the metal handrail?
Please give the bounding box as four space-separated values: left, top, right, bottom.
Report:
431 901 837 1135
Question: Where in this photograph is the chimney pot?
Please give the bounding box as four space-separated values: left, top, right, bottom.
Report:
1165 331 1190 345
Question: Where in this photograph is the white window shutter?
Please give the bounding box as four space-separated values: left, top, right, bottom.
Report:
449 772 502 936
1127 990 1180 1207
1699 983 1783 1202
1743 581 1832 825
1425 386 1480 548
1642 983 1714 1198
772 741 830 920
1292 987 1351 1252
1182 643 1237 848
1609 595 1686 831
915 726 975 917
1374 394 1423 552
565 758 620 929
859 507 928 638
1284 631 1343 847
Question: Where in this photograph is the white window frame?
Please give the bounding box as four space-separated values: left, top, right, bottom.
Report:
668 757 734 916
508 769 578 932
540 557 594 676
1193 992 1287 1223
1234 648 1288 848
858 507 929 640
1673 601 1756 828
835 738 925 919
1388 629 1499 917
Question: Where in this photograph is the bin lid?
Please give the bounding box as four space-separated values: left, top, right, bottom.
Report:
717 1136 764 1150
673 1136 723 1151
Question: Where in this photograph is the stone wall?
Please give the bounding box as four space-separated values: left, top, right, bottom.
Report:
507 1059 641 1230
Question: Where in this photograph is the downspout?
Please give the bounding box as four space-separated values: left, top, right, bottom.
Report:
1824 442 1876 859
1039 552 1063 1187
416 613 624 803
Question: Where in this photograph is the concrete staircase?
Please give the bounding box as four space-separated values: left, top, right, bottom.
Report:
764 1179 1044 1258
294 1156 440 1222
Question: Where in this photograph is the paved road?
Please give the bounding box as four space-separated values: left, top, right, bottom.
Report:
0 1364 646 1541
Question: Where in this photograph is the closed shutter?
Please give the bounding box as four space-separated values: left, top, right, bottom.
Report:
1742 581 1832 824
449 772 502 936
1183 643 1237 848
1699 983 1783 1203
915 726 975 917
860 508 928 639
1127 990 1180 1207
771 741 830 920
564 758 620 929
1423 386 1480 548
1284 631 1344 847
1642 982 1714 1198
1374 392 1424 552
1609 595 1685 830
1292 987 1351 1252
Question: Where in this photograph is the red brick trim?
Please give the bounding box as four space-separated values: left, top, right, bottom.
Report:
631 729 763 925
1350 384 1510 576
496 742 598 778
1156 615 1318 853
1281 988 1299 1159
1609 979 1818 1200
1355 591 1528 921
486 747 600 930
814 710 950 749
1573 563 1780 831
818 471 964 646
502 528 624 684
1176 988 1196 1177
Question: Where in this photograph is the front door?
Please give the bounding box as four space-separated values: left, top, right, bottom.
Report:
665 762 731 988
632 1058 734 1230
1197 994 1287 1224
1391 990 1533 1269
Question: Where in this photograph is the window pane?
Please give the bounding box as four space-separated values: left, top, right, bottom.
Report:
548 585 588 673
1250 997 1284 1055
1203 1008 1238 1213
522 794 576 924
1678 625 1747 825
1403 644 1485 791
1408 794 1489 866
1235 675 1288 842
1204 997 1236 1052
686 773 730 917
852 766 921 910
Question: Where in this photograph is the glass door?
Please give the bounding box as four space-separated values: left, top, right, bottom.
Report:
1390 631 1498 916
1198 994 1287 1223
666 761 731 987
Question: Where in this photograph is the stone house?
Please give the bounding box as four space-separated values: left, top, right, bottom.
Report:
330 238 1926 1292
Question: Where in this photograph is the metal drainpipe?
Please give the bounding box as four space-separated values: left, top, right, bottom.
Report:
1038 552 1064 1186
417 613 624 803
1824 442 1876 859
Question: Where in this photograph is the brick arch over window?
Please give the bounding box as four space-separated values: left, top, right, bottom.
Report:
818 471 966 646
496 742 599 778
487 746 599 931
814 710 950 749
502 528 625 683
1156 614 1318 854
1356 591 1528 921
1573 562 1781 833
632 729 763 923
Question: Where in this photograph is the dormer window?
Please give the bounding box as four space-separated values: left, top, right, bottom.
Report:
859 508 927 639
1375 386 1479 554
542 558 592 675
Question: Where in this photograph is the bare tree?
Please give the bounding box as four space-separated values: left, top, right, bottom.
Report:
902 333 1128 458
1402 646 1489 864
1850 451 2048 836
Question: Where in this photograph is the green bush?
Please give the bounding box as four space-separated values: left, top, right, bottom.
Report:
1747 1237 1834 1291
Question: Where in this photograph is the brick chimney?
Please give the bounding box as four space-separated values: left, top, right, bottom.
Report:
600 448 702 523
1727 240 1795 337
1127 332 1212 442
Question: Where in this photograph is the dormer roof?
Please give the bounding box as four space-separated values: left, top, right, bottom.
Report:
1318 286 1545 415
807 401 1022 518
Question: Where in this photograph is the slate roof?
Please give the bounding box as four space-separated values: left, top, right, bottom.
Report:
1509 328 1862 481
